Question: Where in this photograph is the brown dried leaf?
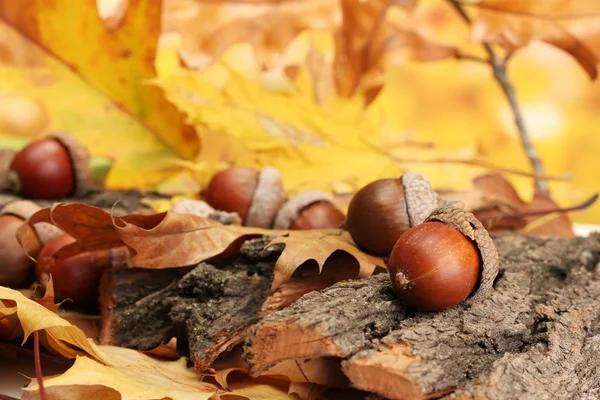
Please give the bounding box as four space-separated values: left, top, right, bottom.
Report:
334 0 457 97
268 231 384 290
18 204 382 291
466 174 574 238
464 0 600 79
30 277 64 312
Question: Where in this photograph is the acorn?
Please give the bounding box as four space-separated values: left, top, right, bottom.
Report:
345 172 440 255
35 233 129 307
0 200 62 287
202 166 286 228
273 190 345 230
387 205 499 312
5 132 93 199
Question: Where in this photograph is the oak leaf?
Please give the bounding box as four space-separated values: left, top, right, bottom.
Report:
464 0 600 79
0 285 104 362
18 203 384 291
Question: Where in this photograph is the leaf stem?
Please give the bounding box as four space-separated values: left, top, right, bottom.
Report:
33 331 48 400
449 0 549 193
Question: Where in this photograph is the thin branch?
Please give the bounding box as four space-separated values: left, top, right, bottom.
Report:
449 0 549 193
361 136 572 181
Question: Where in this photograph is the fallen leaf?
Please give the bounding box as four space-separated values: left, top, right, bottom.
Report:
18 203 383 291
22 345 218 400
213 369 302 400
0 0 200 159
0 285 104 362
464 0 600 79
29 277 64 312
267 230 383 291
453 174 576 238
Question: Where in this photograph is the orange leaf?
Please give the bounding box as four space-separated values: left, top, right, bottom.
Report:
267 230 383 291
465 0 600 79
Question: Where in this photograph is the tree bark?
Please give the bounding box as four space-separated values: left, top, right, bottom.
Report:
244 233 600 400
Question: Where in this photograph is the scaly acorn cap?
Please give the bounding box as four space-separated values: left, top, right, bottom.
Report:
273 190 334 229
0 200 63 244
424 205 499 304
49 131 92 196
401 171 440 227
245 166 286 228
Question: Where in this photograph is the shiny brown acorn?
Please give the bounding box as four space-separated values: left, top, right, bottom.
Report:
387 206 499 312
202 166 286 228
345 172 441 255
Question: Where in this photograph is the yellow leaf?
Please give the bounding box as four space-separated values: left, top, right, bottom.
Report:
0 285 104 362
22 345 218 400
0 0 199 159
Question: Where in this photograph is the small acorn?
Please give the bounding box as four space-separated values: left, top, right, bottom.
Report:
345 172 440 255
387 205 499 312
35 233 129 307
273 191 345 230
7 132 92 199
202 166 286 228
0 200 62 287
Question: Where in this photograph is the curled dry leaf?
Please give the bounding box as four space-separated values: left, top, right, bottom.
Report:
29 276 64 313
0 285 104 362
22 345 218 400
17 203 383 291
441 173 576 238
463 0 600 79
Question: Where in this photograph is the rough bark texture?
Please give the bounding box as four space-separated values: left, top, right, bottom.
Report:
99 238 279 372
0 189 166 215
244 233 600 400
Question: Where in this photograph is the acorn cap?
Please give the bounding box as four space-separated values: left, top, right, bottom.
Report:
49 131 92 196
0 200 63 243
273 190 333 229
424 205 499 304
0 149 16 191
245 166 286 228
401 171 439 227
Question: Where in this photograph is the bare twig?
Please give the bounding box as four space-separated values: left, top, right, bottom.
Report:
449 0 549 193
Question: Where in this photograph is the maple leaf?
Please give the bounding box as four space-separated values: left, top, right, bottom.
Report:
18 203 383 291
29 277 64 313
0 285 104 362
22 345 218 400
462 0 600 79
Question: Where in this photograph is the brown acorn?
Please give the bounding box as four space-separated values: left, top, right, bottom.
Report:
8 132 92 199
202 166 286 228
387 205 499 312
345 172 440 255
